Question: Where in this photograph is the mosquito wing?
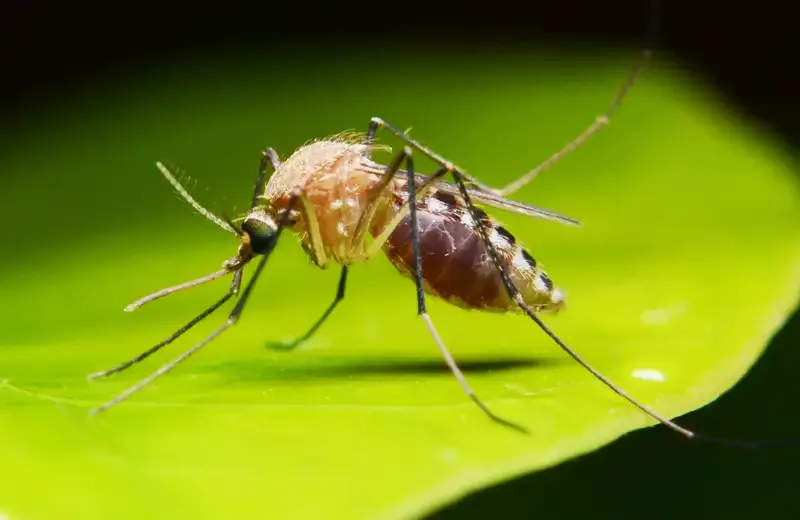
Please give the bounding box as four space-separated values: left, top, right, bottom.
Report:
360 162 581 227
440 181 581 226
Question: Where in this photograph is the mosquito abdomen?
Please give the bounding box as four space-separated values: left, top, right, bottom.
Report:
382 191 565 313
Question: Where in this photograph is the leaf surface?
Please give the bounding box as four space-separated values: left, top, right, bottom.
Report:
0 49 798 520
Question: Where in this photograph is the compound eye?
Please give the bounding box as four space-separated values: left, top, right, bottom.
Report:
241 217 276 254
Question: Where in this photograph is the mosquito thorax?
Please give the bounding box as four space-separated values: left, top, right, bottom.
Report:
240 209 278 255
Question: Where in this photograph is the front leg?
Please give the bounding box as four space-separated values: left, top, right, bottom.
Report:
266 266 348 351
251 148 281 208
266 189 337 350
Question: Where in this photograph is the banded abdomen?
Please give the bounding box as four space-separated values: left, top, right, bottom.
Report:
382 190 566 313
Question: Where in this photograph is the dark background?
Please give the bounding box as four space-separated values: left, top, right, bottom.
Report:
2 1 798 142
2 1 798 518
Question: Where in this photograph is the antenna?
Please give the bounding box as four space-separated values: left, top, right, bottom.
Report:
155 162 237 235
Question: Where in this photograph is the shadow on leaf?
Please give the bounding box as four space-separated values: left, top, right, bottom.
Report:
209 354 562 383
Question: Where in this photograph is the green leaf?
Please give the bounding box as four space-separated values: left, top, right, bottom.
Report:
1 48 798 520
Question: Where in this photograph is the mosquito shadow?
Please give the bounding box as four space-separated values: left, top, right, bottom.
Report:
213 353 562 384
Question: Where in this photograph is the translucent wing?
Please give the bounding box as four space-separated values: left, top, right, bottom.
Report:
360 162 581 227
436 181 581 226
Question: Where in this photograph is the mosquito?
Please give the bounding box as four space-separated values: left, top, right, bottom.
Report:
83 24 800 449
103 41 688 423
86 125 599 427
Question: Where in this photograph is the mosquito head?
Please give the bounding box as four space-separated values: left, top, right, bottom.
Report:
239 209 279 255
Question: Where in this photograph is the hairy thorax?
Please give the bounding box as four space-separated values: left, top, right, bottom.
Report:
262 136 395 265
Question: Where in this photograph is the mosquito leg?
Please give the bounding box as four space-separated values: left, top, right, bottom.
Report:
91 148 282 379
267 266 348 351
489 1 662 196
263 148 281 172
89 194 299 415
486 50 652 196
402 146 528 434
252 148 281 207
447 169 697 439
363 118 381 160
368 117 696 437
355 128 452 257
296 193 329 268
351 145 404 247
446 48 650 196
88 269 245 381
123 266 233 313
366 0 660 197
352 145 415 249
97 150 277 378
368 118 468 172
265 186 341 351
370 116 554 195
365 165 449 259
270 149 442 351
